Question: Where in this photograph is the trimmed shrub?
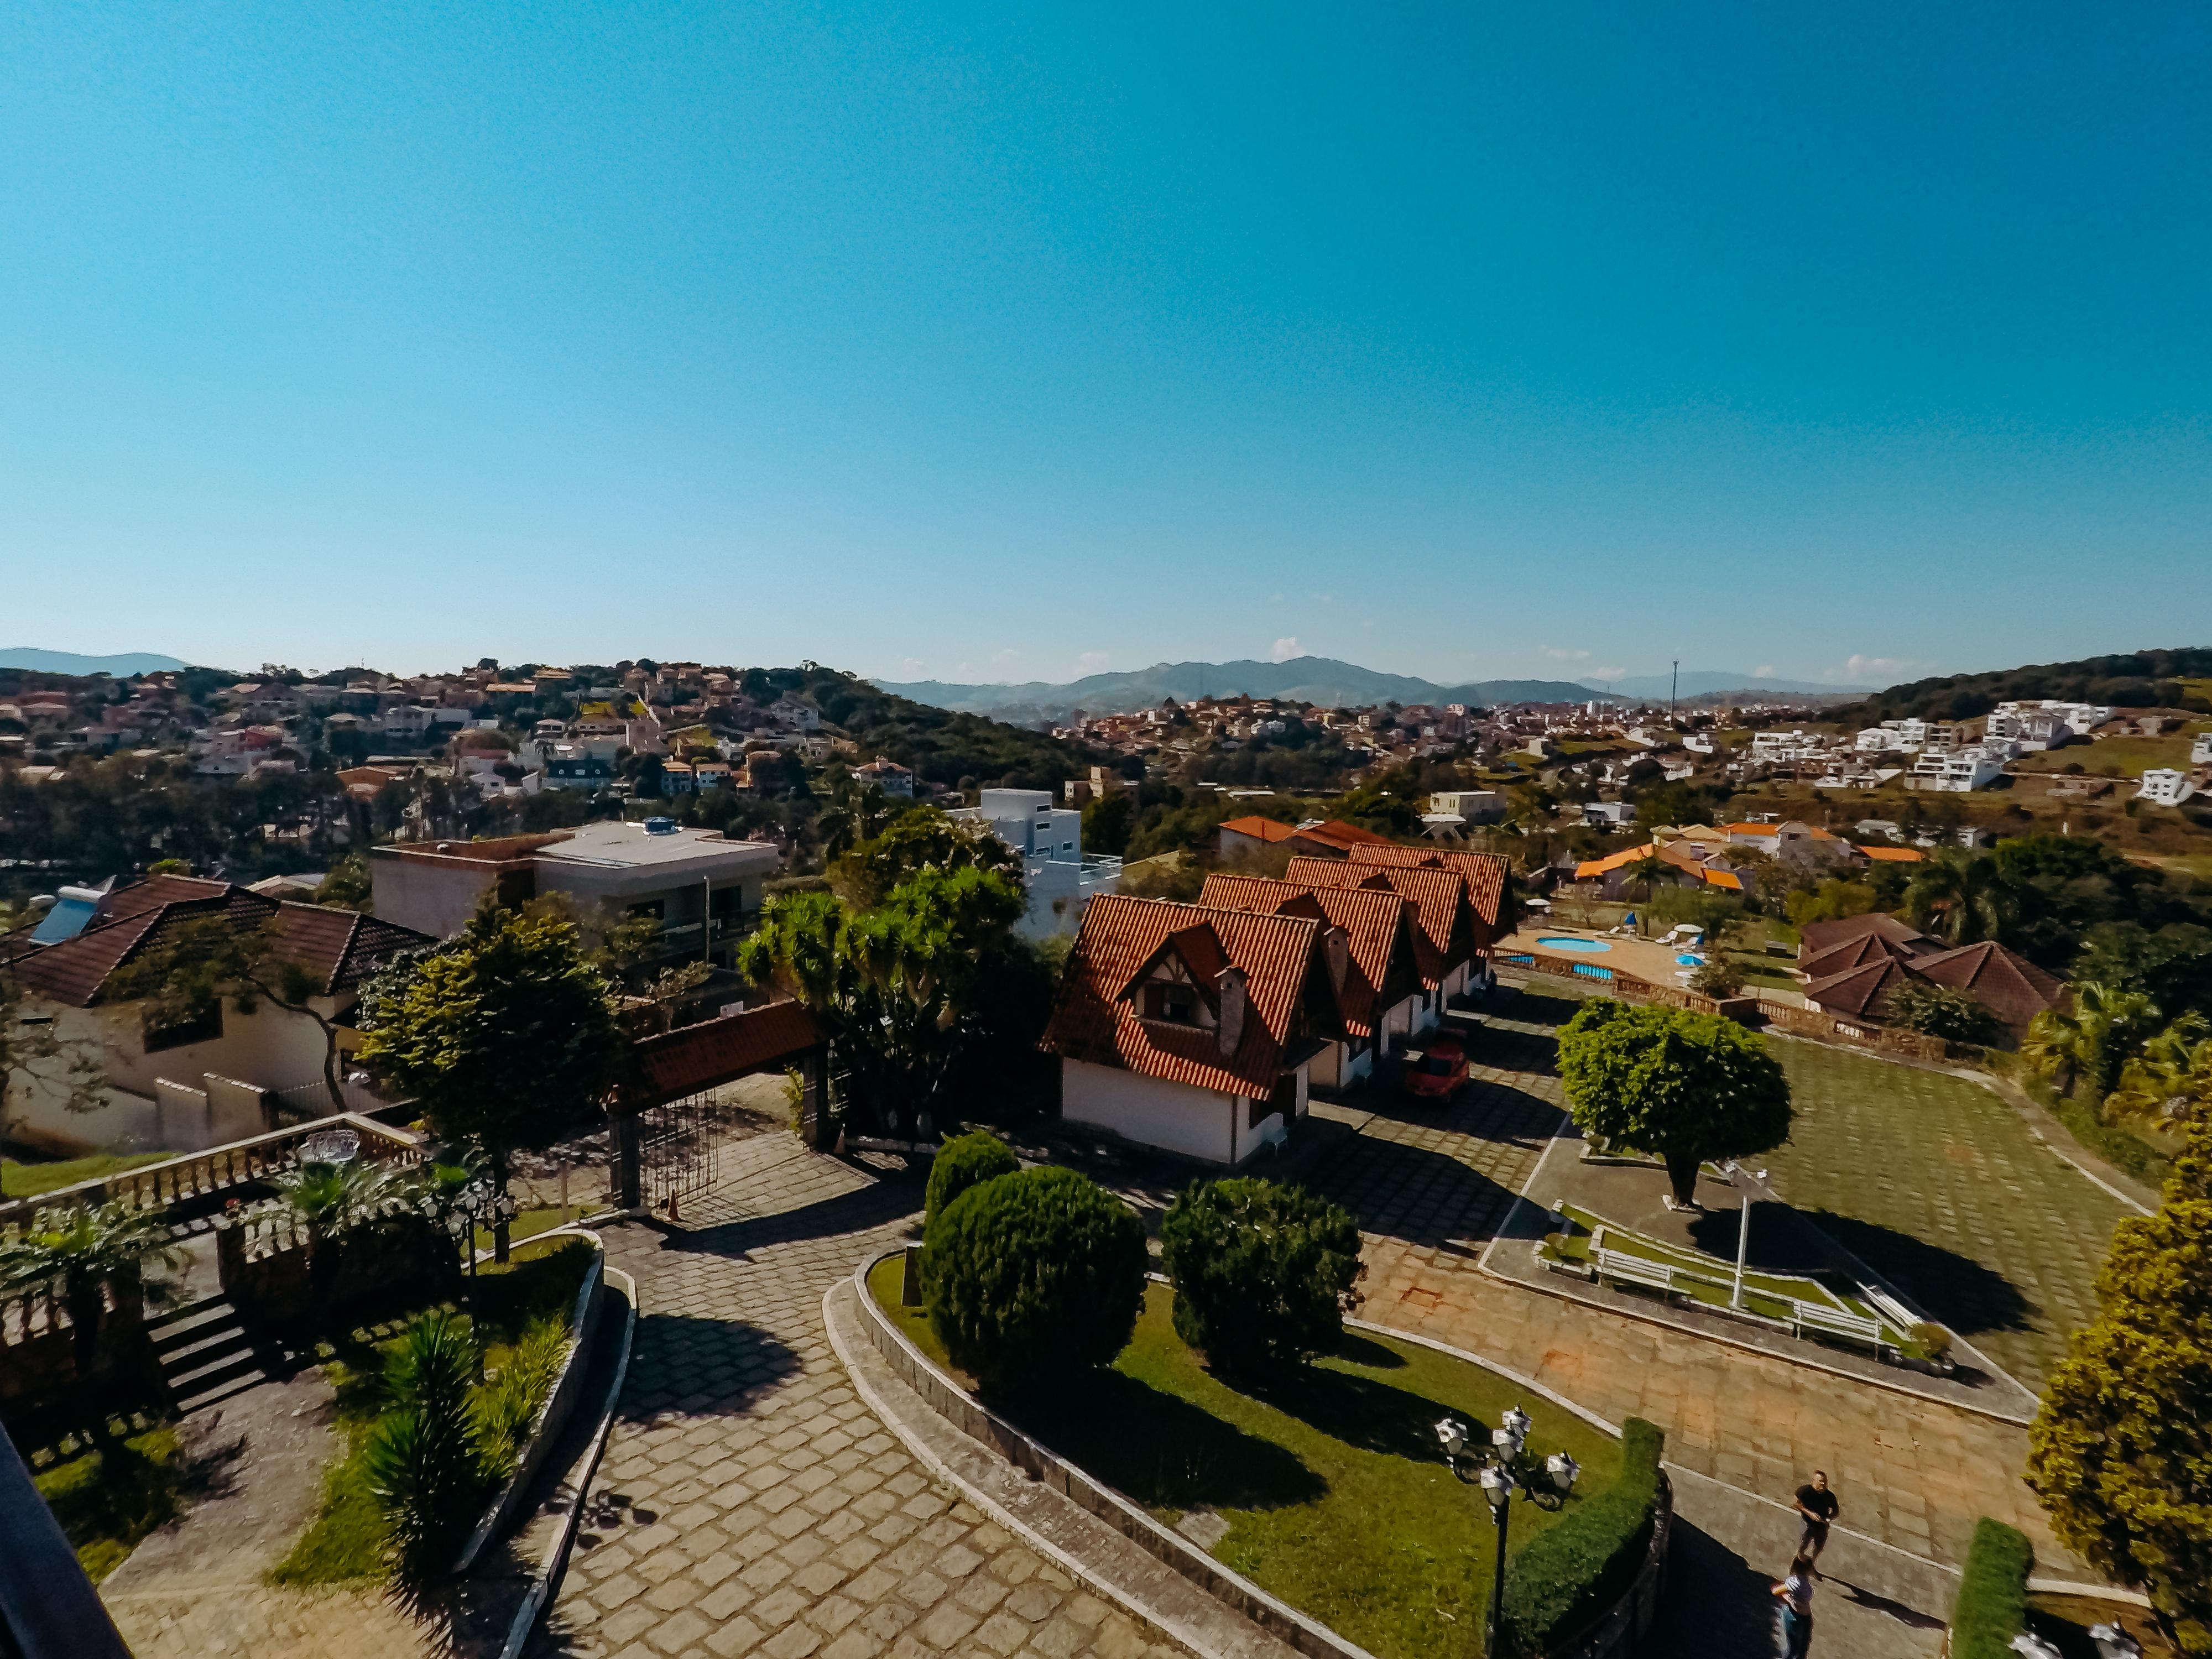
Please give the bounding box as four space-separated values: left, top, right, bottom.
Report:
1160 1178 1364 1378
365 1311 489 1582
925 1131 1020 1233
922 1166 1146 1394
1501 1417 1665 1653
1948 1518 2033 1659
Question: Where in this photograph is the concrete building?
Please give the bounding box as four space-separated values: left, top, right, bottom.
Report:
950 789 1120 940
368 819 780 963
2138 768 2197 807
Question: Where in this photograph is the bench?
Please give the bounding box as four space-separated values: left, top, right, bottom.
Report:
1593 1248 1678 1297
1792 1301 1885 1348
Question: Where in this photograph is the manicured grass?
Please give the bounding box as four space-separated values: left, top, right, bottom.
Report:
2014 734 2197 779
1760 1040 2129 1391
267 1235 596 1585
33 1426 184 1581
873 1267 1623 1659
2 1152 166 1199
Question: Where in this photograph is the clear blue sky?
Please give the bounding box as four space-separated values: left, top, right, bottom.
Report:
4 3 2208 687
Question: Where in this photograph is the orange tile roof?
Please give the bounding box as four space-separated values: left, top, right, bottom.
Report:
1283 857 1470 986
1042 895 1339 1097
1342 844 1511 940
1292 818 1395 853
1699 867 1745 891
1857 844 1926 863
1218 815 1300 843
1199 874 1420 1037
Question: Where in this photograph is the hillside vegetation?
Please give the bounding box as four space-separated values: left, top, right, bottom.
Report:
1849 649 2212 723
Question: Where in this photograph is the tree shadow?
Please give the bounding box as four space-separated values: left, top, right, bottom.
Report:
1332 1331 1406 1370
1005 1368 1325 1515
1794 1209 2036 1343
614 1312 802 1422
1297 1129 1526 1254
660 1170 923 1261
1636 1518 1780 1658
1248 1361 1484 1465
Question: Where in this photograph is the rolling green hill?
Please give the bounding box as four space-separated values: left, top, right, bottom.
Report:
1846 648 2212 723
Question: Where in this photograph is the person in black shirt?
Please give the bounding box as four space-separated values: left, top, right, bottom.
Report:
1793 1471 1840 1571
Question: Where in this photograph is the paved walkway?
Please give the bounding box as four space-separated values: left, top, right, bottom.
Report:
541 1132 1182 1659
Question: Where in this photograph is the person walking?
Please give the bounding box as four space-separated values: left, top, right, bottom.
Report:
1793 1470 1840 1571
1772 1550 1817 1656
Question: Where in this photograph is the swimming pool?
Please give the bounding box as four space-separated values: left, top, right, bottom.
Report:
1537 936 1613 954
1676 953 1704 966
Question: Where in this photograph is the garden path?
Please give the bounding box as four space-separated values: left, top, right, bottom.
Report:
538 1130 1185 1659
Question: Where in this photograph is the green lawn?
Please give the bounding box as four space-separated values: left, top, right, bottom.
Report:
33 1426 184 1581
268 1235 597 1585
2014 733 2200 779
870 1264 1624 1659
1760 1040 2130 1392
2 1152 166 1199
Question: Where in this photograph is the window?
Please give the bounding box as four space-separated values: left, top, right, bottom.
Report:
1145 982 1199 1024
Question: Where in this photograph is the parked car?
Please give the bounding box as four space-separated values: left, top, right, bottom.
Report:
1402 1036 1468 1103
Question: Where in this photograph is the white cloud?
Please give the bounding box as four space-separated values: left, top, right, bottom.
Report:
1832 654 1910 684
1754 664 1775 677
898 657 926 676
1075 650 1110 674
1542 645 1592 662
1270 637 1302 662
1592 665 1627 681
992 646 1021 664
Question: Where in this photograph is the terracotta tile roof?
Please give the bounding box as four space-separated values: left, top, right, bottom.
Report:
1291 819 1395 854
1798 931 1922 982
618 998 822 1110
1283 858 1470 987
1343 844 1512 941
1797 912 1933 960
1912 941 2068 1034
1856 844 1926 863
1700 867 1745 891
1042 895 1339 1097
1199 874 1420 1037
1218 816 1300 844
1803 956 1917 1020
266 904 435 995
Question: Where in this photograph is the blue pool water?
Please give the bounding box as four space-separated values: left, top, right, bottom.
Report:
1537 936 1613 954
1676 953 1704 966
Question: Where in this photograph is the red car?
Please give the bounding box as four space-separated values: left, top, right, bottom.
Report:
1402 1037 1469 1103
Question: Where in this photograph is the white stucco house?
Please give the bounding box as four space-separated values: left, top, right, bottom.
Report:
949 788 1121 941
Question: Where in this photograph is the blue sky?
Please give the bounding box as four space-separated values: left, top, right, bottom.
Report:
3 2 2208 687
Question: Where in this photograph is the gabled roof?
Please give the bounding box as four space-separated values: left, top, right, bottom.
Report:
1802 956 1917 1020
1218 815 1299 844
1042 895 1340 1097
8 877 430 1009
1291 819 1395 854
1796 911 1934 960
1798 930 1922 982
1856 844 1927 863
1912 941 2067 1033
1343 844 1512 941
1284 857 1471 985
1199 874 1420 1037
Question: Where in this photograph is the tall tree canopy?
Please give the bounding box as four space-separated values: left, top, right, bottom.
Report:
737 865 1032 1140
1556 1000 1793 1207
825 805 1025 909
2028 1095 2212 1655
354 905 623 1259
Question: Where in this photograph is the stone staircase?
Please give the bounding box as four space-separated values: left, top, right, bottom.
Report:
147 1296 272 1414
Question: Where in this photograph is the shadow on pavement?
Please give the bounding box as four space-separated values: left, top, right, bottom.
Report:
1795 1209 2036 1343
614 1312 802 1421
1641 1519 1780 1657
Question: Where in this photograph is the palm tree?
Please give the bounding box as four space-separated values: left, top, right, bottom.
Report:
2103 1014 2210 1126
2021 982 2164 1102
0 1202 185 1386
818 782 897 860
1904 851 2008 946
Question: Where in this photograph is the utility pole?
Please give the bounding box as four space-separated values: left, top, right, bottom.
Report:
1671 660 1679 721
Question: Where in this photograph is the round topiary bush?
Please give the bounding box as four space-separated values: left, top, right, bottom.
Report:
921 1166 1147 1393
1160 1177 1364 1378
924 1130 1021 1233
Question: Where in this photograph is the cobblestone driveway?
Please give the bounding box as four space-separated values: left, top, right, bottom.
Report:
541 1132 1178 1659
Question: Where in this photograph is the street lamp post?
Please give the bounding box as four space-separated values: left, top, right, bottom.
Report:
1721 1161 1768 1309
1437 1405 1579 1655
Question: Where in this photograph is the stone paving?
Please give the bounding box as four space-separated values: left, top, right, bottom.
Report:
539 1130 1181 1659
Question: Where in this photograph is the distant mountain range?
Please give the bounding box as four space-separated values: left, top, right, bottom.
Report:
0 647 191 676
872 656 1870 722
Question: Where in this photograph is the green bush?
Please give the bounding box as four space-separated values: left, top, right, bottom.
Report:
925 1131 1020 1232
1160 1178 1364 1378
921 1166 1146 1394
364 1311 489 1582
1948 1518 2033 1659
472 1314 570 1480
1501 1417 1665 1653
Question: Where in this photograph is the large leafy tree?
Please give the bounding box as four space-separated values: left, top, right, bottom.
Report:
2027 1100 2212 1655
1556 1000 1793 1207
2075 923 2212 1022
354 905 623 1260
2022 982 2166 1105
1904 851 2010 946
826 805 1024 909
1988 834 2167 971
737 865 1028 1140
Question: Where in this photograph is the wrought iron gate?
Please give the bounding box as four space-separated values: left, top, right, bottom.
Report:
630 1087 739 1214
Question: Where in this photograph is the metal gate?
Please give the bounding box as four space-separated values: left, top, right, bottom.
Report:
631 1088 739 1214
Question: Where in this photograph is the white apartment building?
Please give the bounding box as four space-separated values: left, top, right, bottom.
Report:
1912 749 2005 792
1986 707 2065 750
1990 700 2113 743
1750 729 1832 764
2138 769 2197 808
1855 718 1944 755
950 788 1121 940
2193 732 2212 766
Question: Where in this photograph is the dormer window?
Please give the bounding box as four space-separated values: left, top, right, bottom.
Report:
1146 982 1200 1024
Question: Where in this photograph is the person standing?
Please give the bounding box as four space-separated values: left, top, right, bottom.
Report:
1793 1470 1840 1571
1772 1551 1817 1656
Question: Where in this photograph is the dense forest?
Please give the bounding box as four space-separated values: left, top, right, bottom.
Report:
1846 648 2212 723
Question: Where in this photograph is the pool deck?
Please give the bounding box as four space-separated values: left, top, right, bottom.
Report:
1500 925 1708 988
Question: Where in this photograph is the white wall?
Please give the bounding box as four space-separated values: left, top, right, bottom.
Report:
1060 1058 1305 1165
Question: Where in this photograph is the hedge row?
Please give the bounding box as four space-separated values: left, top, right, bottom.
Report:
1948 1518 2034 1659
1500 1417 1665 1653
